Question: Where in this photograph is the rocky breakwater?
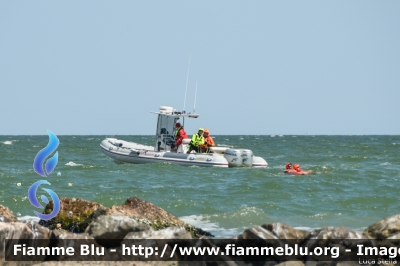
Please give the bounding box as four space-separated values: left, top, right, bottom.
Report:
1 198 400 266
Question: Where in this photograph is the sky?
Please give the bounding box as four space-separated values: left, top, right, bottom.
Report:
1 1 399 135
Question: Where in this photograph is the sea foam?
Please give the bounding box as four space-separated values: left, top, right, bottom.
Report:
65 162 83 166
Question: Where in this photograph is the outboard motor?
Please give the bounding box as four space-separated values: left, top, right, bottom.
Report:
224 149 243 167
241 149 253 167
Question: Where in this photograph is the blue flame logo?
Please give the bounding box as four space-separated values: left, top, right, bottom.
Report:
28 130 61 220
33 130 59 177
28 180 61 220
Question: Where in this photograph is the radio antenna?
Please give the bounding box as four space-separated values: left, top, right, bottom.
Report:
193 81 198 113
183 55 191 112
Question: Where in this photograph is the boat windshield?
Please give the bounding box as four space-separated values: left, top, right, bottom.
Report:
154 114 179 152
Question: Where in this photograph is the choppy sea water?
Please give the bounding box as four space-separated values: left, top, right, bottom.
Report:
1 135 399 238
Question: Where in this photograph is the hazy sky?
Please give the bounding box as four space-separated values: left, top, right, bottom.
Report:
1 1 399 135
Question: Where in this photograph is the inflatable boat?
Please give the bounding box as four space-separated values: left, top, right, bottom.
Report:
100 106 268 168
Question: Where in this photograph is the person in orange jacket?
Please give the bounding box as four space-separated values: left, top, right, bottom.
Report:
284 163 312 175
293 164 302 172
173 122 188 151
200 129 215 153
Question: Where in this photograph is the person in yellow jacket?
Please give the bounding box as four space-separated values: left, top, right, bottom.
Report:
187 128 205 153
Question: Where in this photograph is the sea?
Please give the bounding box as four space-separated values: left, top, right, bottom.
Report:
1 135 399 238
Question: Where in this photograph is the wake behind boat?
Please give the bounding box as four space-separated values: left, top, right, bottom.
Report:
100 106 268 168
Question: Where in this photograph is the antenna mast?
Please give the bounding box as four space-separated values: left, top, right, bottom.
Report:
193 81 198 114
183 55 191 112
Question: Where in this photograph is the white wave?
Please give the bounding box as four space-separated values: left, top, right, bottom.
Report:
18 216 40 223
294 226 314 232
151 185 164 189
180 214 237 238
310 213 328 218
180 206 270 238
3 141 13 145
180 215 220 231
65 161 82 166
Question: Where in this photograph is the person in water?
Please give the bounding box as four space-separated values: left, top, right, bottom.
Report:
187 128 205 153
293 164 302 173
284 163 312 175
200 129 215 153
284 162 295 174
172 122 188 151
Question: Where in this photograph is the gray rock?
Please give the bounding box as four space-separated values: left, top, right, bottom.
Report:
0 205 18 223
0 222 33 240
0 222 50 263
125 226 191 239
85 214 151 240
276 261 306 266
234 225 278 239
304 227 369 263
308 227 364 240
363 214 400 239
262 223 310 240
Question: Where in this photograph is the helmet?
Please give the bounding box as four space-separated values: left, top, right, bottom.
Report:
175 123 181 128
198 128 204 132
285 162 292 169
293 164 300 170
204 129 209 133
